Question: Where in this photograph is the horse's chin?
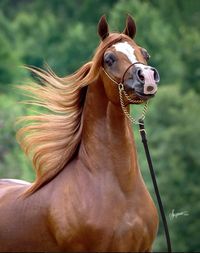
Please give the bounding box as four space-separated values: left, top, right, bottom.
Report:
127 91 155 105
135 91 156 101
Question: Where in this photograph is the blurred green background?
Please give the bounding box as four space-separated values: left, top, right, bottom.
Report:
0 0 199 252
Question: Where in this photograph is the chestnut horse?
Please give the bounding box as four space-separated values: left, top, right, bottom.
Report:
0 15 160 252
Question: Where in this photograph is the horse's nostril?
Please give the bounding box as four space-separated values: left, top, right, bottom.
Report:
152 68 160 83
147 86 154 92
136 69 145 83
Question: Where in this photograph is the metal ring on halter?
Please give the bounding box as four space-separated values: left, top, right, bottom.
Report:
118 83 124 90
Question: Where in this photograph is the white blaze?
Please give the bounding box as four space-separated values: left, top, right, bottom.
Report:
113 41 157 95
113 41 137 64
114 41 144 70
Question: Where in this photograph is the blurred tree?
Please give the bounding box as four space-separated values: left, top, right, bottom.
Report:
180 27 200 93
0 93 34 181
151 0 200 92
0 12 25 89
0 0 116 77
151 0 200 28
13 11 58 69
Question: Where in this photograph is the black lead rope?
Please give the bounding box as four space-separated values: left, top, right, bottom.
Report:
139 119 172 253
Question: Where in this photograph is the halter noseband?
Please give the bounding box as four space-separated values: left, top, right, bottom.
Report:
102 62 148 125
103 62 145 87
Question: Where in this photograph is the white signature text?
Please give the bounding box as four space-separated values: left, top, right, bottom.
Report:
169 209 189 220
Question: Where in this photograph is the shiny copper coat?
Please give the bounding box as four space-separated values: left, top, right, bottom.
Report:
0 15 158 252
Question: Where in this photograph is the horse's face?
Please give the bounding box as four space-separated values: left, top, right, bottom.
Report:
98 15 160 104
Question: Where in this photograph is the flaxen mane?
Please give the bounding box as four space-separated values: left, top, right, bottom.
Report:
17 33 126 195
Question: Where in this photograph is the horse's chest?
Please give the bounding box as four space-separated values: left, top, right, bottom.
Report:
78 190 158 252
52 175 158 251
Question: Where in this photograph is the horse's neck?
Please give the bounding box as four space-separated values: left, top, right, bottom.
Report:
79 77 140 192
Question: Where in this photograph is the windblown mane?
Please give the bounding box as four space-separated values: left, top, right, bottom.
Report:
17 33 125 195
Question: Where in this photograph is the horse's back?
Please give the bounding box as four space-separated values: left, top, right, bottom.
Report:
0 178 30 185
0 179 59 252
0 178 30 200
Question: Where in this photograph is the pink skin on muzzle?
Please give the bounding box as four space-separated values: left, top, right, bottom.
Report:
143 69 157 95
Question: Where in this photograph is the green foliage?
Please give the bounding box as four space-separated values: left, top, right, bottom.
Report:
0 0 199 252
0 12 25 89
0 93 34 181
180 27 200 93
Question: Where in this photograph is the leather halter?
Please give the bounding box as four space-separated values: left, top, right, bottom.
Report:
121 61 145 84
102 61 146 87
101 62 148 125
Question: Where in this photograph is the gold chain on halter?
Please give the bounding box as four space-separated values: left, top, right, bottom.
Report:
102 68 148 125
118 83 148 125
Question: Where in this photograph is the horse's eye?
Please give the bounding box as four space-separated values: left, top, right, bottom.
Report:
104 53 116 67
141 48 150 61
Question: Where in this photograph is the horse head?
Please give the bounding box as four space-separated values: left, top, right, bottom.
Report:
98 15 160 105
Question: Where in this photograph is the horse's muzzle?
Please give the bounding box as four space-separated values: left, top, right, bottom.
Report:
125 65 160 97
135 66 160 95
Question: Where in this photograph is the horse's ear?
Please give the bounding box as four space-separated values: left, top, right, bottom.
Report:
123 14 136 39
98 15 109 40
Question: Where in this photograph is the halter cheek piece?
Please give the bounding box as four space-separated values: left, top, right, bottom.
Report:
102 62 148 125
